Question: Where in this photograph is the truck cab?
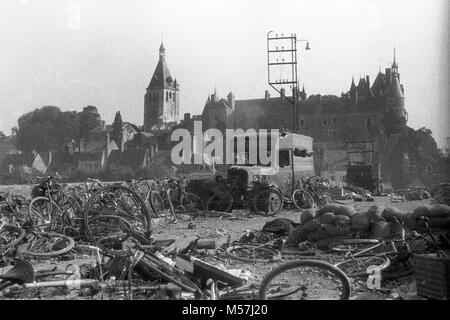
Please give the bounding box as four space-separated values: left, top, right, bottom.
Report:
227 132 314 196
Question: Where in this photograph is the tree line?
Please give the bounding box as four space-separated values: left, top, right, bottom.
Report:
11 106 126 153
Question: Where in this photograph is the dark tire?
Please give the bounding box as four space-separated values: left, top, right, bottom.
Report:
335 255 391 278
225 244 281 263
258 260 351 300
292 189 314 210
252 188 284 216
206 193 234 213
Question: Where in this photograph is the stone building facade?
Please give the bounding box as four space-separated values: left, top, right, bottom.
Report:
144 43 180 132
201 53 410 188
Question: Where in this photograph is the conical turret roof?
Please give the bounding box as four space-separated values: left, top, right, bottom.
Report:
389 76 404 98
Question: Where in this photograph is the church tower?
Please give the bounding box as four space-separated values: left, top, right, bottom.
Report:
144 43 180 131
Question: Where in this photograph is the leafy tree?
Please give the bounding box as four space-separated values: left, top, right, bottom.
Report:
78 106 101 141
112 111 123 151
15 106 85 153
16 106 63 152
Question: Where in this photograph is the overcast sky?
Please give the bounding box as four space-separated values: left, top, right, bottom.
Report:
0 0 448 147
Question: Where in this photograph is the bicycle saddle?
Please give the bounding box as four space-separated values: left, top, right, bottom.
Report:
0 260 35 284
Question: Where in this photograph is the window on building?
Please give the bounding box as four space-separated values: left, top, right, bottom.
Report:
300 119 305 127
426 164 433 173
166 92 169 102
322 118 328 127
332 118 337 127
366 118 372 129
173 93 176 102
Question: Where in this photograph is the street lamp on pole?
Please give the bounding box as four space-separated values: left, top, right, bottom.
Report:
267 32 310 133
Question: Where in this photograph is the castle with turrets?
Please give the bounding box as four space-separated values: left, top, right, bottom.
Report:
200 50 409 190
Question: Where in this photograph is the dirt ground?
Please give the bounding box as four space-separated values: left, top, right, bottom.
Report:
1 194 432 300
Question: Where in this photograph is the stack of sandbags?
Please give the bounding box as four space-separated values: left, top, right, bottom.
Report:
284 217 320 247
305 204 355 243
285 206 355 247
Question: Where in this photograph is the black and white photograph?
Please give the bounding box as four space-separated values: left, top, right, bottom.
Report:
0 0 449 306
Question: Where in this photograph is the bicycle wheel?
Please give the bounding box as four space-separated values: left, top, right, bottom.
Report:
329 239 381 254
252 188 284 216
24 232 75 258
84 185 151 256
28 197 53 228
226 244 281 263
179 192 204 216
258 260 351 300
292 189 314 210
148 191 163 218
335 255 391 278
206 192 234 213
0 225 25 252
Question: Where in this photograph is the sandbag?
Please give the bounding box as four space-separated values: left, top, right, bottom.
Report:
364 205 384 223
300 209 316 225
335 205 357 217
429 205 450 217
412 204 450 218
318 204 341 215
403 212 417 231
302 219 322 233
370 221 391 239
284 225 308 247
335 214 351 226
412 205 431 218
318 212 336 225
382 207 407 222
351 212 370 232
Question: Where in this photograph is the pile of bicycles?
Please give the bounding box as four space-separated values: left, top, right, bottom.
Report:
1 173 357 300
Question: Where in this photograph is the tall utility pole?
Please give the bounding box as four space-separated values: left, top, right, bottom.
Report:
267 31 309 133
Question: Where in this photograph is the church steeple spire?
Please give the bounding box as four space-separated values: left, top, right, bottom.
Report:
159 42 166 58
392 47 398 71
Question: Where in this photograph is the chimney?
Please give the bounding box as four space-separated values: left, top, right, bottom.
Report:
184 113 191 122
280 88 286 101
48 151 52 166
265 90 270 101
